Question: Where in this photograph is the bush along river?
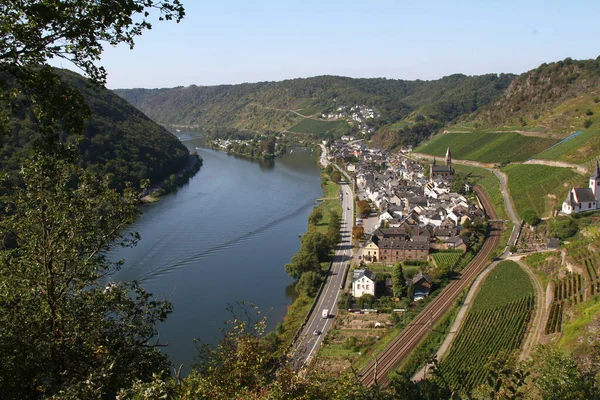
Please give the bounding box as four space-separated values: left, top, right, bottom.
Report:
109 133 322 373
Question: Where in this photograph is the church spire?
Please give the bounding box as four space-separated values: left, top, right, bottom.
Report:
592 159 600 180
445 146 452 168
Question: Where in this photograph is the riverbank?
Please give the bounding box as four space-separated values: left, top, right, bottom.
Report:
271 165 343 355
141 153 203 202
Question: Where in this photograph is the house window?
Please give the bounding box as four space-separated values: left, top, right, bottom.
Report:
366 285 369 290
589 203 592 208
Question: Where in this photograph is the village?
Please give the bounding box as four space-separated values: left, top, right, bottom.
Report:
328 140 487 297
315 139 493 370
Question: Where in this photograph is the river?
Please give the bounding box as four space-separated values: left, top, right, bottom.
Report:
109 133 322 372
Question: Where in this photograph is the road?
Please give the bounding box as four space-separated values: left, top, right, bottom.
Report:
358 187 502 387
291 182 355 368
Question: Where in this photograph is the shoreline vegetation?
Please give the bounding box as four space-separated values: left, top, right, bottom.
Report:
264 158 343 356
140 152 203 202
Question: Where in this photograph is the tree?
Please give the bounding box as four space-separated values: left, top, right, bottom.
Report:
528 346 599 400
308 208 323 226
0 155 172 399
327 210 341 246
392 263 406 299
358 293 376 309
331 171 342 183
301 229 332 262
548 216 578 239
1 1 185 148
285 249 320 279
296 271 322 297
352 225 365 240
522 209 541 226
357 200 371 217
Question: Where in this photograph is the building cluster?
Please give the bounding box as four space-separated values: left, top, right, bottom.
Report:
321 104 378 135
327 141 486 301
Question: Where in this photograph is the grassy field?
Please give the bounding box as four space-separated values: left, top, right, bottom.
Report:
438 261 535 389
416 131 559 163
452 165 508 220
533 128 600 164
288 118 350 136
502 164 581 218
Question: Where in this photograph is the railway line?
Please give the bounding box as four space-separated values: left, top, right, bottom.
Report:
358 187 502 387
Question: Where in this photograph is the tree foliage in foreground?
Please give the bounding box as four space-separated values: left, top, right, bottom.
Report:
0 155 172 399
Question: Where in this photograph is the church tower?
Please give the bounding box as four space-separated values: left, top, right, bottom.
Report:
590 160 600 199
445 147 452 169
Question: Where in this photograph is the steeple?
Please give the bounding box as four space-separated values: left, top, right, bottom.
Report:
592 160 600 180
591 159 600 198
432 157 437 166
445 146 452 168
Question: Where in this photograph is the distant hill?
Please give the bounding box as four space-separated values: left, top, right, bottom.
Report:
458 56 600 135
114 73 515 147
2 70 191 190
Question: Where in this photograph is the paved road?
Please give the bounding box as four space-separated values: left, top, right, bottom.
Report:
292 183 355 368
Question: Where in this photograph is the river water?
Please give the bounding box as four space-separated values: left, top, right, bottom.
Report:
109 133 322 371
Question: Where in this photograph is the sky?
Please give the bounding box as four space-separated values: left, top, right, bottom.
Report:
74 0 600 89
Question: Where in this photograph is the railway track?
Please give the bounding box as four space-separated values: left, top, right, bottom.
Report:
358 187 501 387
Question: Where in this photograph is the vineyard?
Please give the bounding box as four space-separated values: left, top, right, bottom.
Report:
501 164 580 218
415 131 559 163
545 273 583 334
431 251 463 271
438 261 535 389
567 245 600 297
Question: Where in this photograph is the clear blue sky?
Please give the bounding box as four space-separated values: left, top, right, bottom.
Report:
85 0 600 89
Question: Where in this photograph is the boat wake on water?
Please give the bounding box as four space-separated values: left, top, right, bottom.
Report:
134 198 316 283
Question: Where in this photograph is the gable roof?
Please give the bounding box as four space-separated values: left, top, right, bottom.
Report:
353 269 377 282
574 187 597 203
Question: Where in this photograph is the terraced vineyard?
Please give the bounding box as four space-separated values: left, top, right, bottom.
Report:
431 251 463 271
545 273 583 334
438 261 535 390
568 246 600 297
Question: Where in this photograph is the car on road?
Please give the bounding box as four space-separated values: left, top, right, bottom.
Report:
313 330 321 336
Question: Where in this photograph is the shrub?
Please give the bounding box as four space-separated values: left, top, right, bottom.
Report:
584 119 593 129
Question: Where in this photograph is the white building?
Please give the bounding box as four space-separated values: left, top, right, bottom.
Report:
352 269 377 298
562 161 600 214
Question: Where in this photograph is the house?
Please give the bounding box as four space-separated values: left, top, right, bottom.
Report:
410 272 433 301
562 161 600 214
376 238 429 264
363 241 379 262
352 269 377 298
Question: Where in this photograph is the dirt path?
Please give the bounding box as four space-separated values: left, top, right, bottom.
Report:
410 152 496 169
512 257 546 361
523 158 588 174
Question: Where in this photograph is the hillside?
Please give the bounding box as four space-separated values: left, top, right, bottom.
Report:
457 56 600 135
114 73 515 146
1 70 191 190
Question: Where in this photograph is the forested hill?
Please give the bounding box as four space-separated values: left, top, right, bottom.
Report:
2 69 190 190
114 73 515 142
458 56 600 134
